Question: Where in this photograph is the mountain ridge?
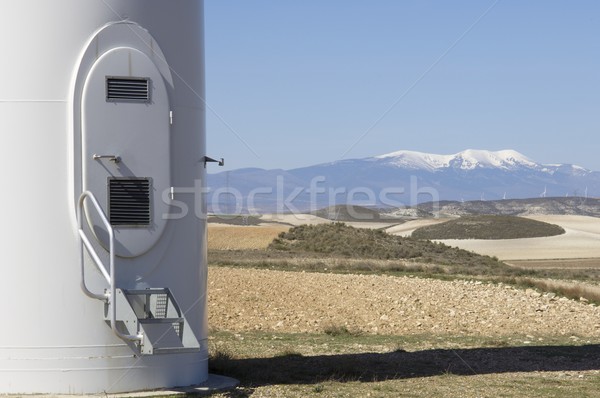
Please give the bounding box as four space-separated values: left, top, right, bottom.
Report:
207 149 600 213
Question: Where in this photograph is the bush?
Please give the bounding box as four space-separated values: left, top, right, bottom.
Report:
267 223 507 269
412 215 565 240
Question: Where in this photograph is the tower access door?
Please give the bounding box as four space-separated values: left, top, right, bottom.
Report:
81 47 171 257
79 46 201 355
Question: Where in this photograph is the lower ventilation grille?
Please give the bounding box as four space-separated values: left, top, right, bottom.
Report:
109 178 151 226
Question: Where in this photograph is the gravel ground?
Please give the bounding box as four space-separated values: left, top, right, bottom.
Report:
208 267 600 338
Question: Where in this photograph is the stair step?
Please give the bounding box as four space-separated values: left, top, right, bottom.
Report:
139 318 184 324
152 347 201 354
123 288 170 295
106 287 201 355
140 322 184 354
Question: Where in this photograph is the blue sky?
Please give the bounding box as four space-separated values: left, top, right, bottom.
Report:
205 1 600 171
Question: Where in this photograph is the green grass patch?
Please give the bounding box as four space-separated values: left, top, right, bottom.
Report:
208 330 600 395
312 204 403 222
411 215 565 240
323 324 361 337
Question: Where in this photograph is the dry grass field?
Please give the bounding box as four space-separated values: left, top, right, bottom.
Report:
260 212 400 229
386 218 452 236
205 218 600 397
388 215 600 263
210 214 600 264
208 225 289 250
508 258 600 269
206 266 600 397
208 215 401 251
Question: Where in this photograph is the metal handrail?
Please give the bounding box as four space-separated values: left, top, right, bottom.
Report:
77 192 111 300
77 191 142 343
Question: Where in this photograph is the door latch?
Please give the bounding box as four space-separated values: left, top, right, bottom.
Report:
93 154 121 164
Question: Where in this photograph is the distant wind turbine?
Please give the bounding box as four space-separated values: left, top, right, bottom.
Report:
540 186 547 198
503 192 507 200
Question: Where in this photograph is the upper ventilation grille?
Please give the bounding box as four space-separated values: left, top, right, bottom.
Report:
108 178 151 226
106 77 150 102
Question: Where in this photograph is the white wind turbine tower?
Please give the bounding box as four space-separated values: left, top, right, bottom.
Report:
540 186 547 198
0 2 225 394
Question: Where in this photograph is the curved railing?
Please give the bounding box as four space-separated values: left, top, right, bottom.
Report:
77 191 142 343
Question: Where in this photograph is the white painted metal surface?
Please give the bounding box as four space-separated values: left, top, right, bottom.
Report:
0 1 208 393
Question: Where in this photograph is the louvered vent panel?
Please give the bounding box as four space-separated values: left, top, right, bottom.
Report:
109 178 151 226
106 77 150 102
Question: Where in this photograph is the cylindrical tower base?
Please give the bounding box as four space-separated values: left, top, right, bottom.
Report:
0 1 208 393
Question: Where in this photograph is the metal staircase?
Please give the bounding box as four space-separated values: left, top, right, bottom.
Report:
108 288 200 354
77 191 200 355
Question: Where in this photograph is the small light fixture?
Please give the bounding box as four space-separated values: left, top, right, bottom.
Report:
202 156 224 168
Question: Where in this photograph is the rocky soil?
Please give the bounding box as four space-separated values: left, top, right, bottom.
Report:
209 267 600 338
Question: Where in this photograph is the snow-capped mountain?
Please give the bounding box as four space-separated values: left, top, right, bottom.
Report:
373 149 541 171
207 149 600 213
